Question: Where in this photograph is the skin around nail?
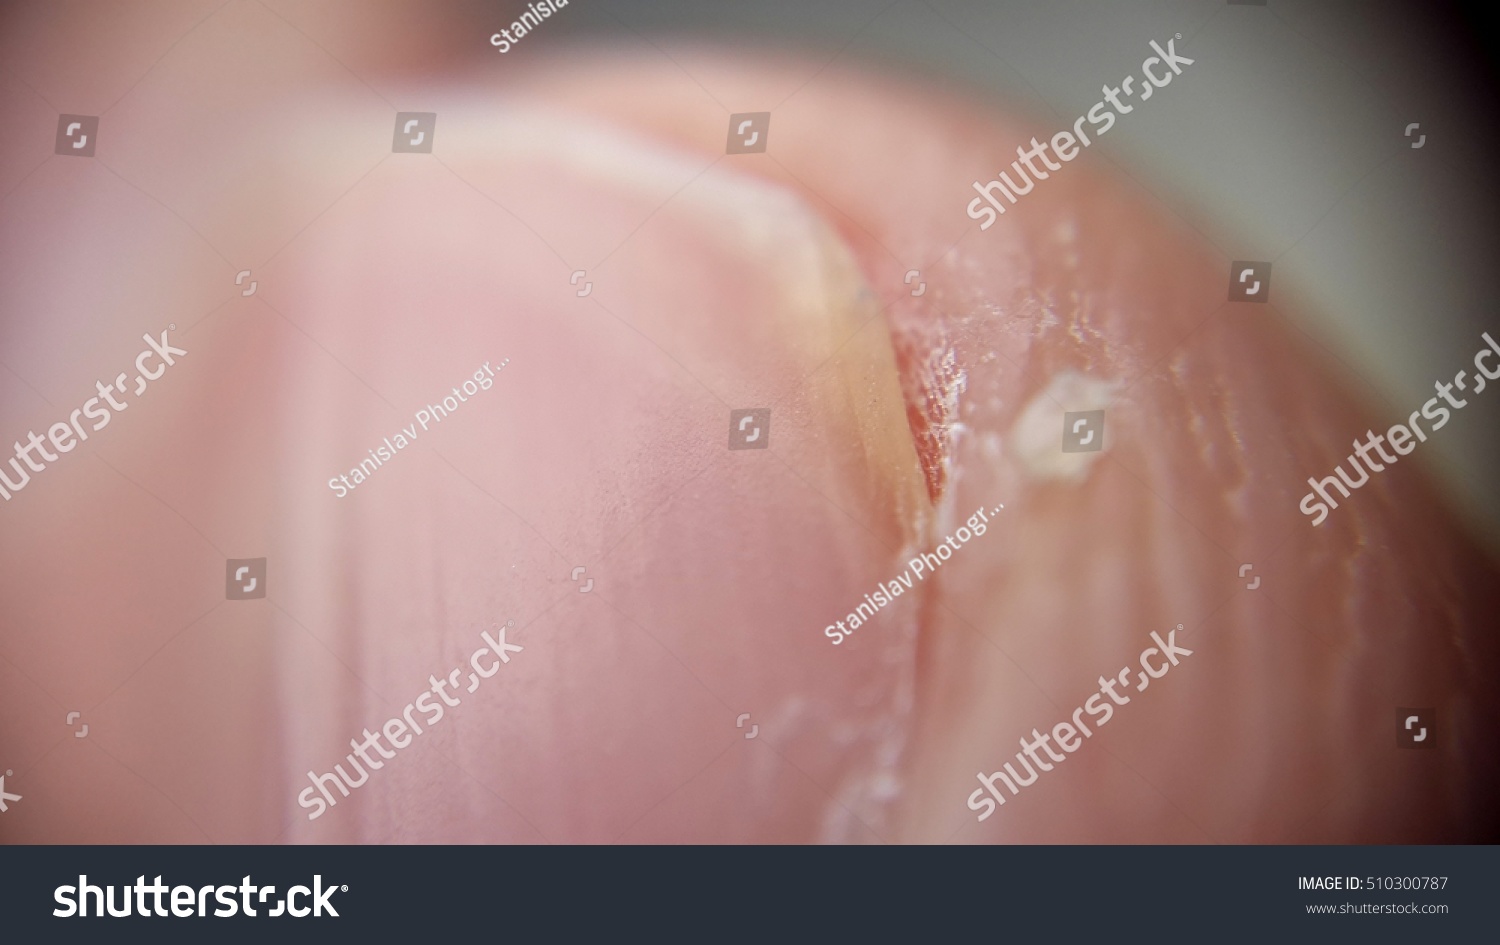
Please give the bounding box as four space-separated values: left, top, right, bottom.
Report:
0 6 1494 845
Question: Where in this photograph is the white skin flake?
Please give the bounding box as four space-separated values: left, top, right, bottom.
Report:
1008 371 1119 482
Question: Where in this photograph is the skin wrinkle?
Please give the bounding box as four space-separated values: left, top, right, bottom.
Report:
0 7 1497 843
522 40 1498 841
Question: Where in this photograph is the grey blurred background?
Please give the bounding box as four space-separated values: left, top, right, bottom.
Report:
508 0 1500 552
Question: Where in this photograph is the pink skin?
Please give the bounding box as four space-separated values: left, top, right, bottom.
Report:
0 5 1494 844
